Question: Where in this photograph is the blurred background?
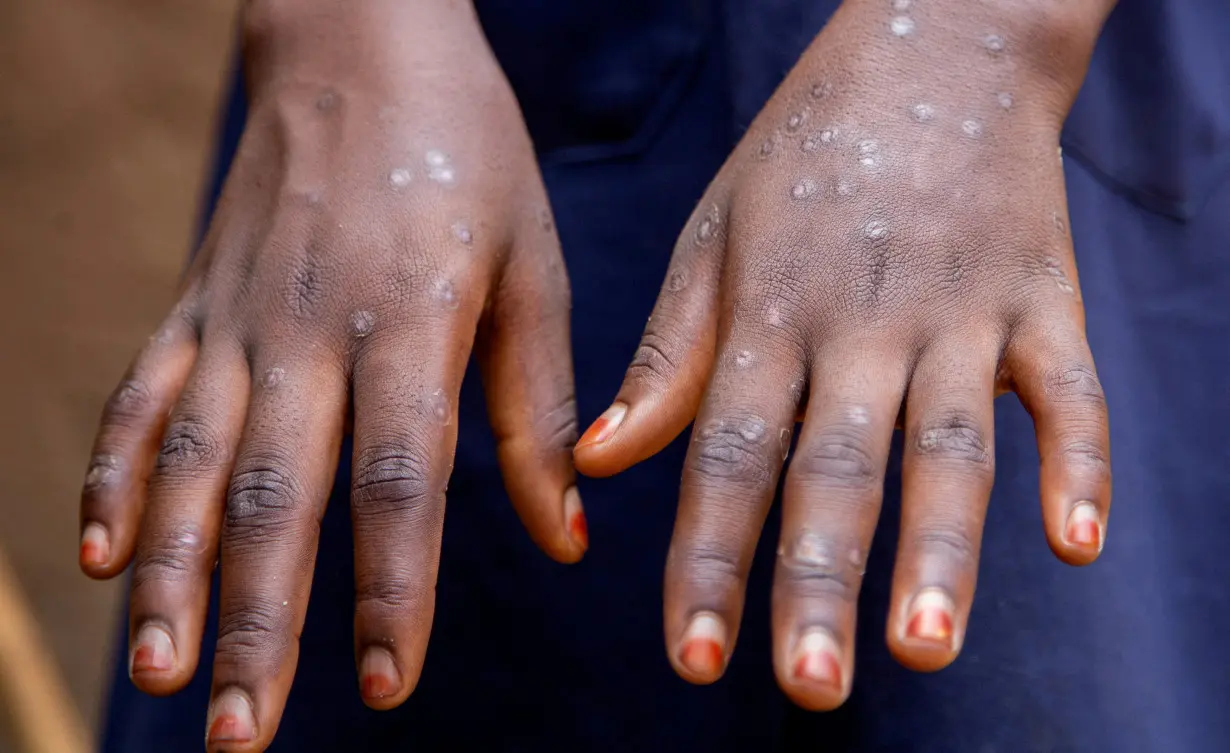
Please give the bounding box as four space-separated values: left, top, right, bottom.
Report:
1 1 240 749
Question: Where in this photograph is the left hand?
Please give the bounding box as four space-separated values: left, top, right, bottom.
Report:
575 0 1114 710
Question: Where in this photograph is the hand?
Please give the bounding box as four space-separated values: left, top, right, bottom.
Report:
575 0 1114 709
78 2 584 748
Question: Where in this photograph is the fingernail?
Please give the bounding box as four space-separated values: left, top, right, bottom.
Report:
130 624 175 675
206 688 256 744
80 522 110 568
679 612 726 677
1064 501 1102 552
359 646 401 701
905 587 955 646
792 629 842 690
563 486 588 549
576 403 627 449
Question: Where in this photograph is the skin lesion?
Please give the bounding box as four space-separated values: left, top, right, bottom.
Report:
106 377 156 420
388 168 412 188
690 416 773 483
912 419 991 467
349 310 376 338
156 418 227 472
260 367 286 389
84 454 124 491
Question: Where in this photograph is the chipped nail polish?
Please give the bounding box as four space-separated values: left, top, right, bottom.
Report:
1065 501 1102 551
130 624 175 675
563 487 588 549
679 612 726 677
360 647 401 701
577 403 627 448
906 588 955 645
80 522 110 568
792 629 843 689
206 688 257 744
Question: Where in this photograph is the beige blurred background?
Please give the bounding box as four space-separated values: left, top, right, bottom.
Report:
0 0 240 749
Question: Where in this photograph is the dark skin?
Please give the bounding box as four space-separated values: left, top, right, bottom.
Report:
575 0 1117 709
79 0 1116 748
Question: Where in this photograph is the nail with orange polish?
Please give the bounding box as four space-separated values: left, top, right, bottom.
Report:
563 487 588 549
206 688 257 745
359 646 401 702
905 587 955 646
679 612 727 678
576 403 628 449
80 522 110 568
130 624 175 676
1064 501 1102 552
792 629 842 690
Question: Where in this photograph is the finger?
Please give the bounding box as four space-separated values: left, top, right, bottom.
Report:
351 315 473 709
127 336 249 695
1008 320 1111 566
479 220 586 563
205 351 346 752
886 339 998 673
664 328 804 685
574 192 729 477
772 346 906 710
80 308 197 577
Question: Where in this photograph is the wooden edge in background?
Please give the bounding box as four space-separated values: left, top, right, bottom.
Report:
0 549 91 753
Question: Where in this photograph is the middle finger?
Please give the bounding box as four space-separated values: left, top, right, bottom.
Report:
887 336 998 672
205 346 347 752
772 343 906 710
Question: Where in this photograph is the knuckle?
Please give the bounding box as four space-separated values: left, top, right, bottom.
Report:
104 376 156 423
533 392 579 453
625 329 681 389
778 565 859 603
155 416 227 472
1043 363 1107 412
131 524 208 589
688 415 773 486
910 527 980 568
673 541 743 593
215 600 291 663
777 532 861 603
794 424 881 490
132 548 195 590
351 444 437 522
1058 437 1111 478
912 414 993 474
225 464 302 534
355 574 432 616
83 454 124 494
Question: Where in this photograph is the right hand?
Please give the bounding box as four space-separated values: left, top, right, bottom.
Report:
77 2 584 749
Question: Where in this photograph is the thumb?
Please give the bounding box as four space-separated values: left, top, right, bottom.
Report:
574 193 729 478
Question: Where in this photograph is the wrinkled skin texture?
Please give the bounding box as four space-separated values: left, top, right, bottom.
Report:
576 0 1114 710
78 2 583 750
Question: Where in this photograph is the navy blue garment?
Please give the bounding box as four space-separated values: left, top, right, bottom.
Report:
103 1 1230 750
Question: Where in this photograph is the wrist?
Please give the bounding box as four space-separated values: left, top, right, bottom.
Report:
241 0 490 99
830 0 1117 121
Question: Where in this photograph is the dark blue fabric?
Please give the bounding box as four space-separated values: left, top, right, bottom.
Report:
103 1 1230 750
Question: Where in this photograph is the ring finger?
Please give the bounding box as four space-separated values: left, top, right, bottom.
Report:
886 336 998 671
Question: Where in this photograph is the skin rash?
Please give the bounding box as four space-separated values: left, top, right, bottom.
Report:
78 0 1117 749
